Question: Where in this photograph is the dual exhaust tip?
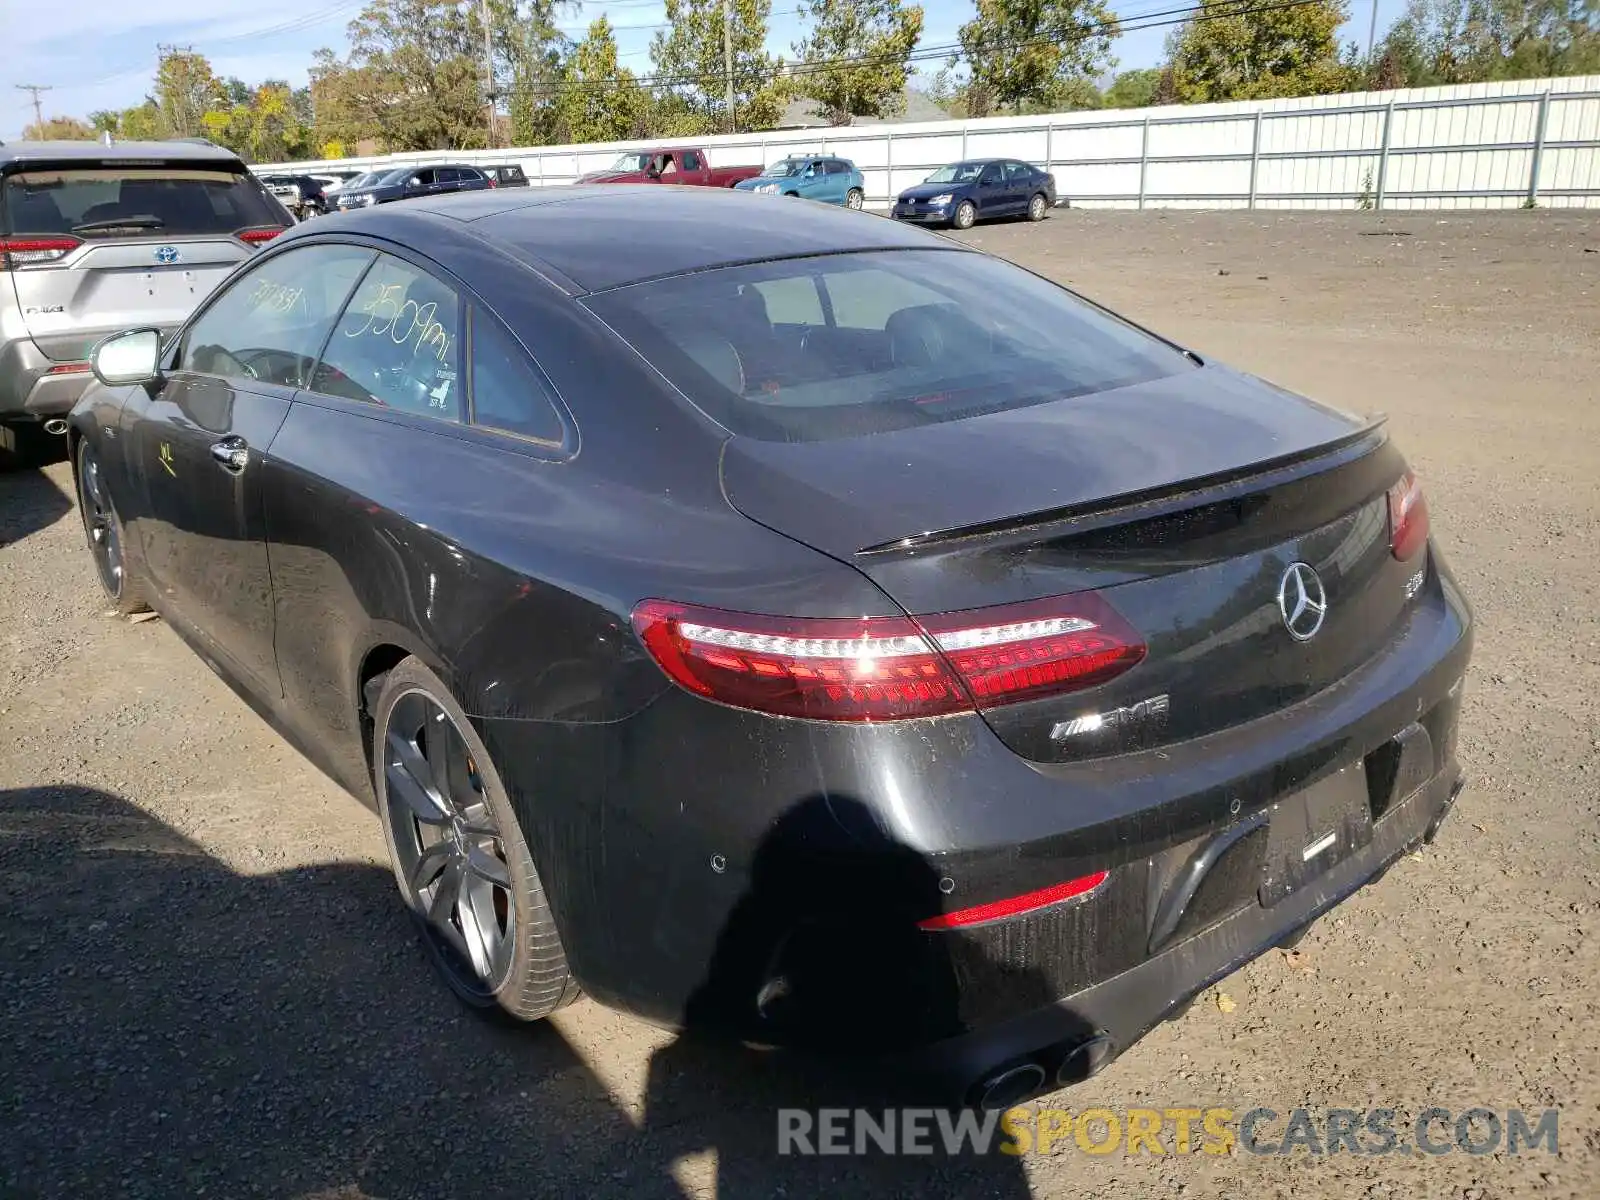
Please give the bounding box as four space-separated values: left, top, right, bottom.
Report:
971 1033 1116 1110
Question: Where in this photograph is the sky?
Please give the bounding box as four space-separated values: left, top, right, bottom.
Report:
0 0 1405 140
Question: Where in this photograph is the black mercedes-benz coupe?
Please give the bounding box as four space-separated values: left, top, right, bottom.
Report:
69 186 1471 1107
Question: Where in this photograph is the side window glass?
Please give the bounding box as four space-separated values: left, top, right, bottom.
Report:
469 309 565 445
311 253 463 421
177 243 374 386
751 277 823 326
682 152 701 171
980 165 1002 184
1005 162 1031 182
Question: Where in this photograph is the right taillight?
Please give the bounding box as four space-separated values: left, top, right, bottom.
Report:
631 592 1146 722
0 236 80 270
1388 469 1429 560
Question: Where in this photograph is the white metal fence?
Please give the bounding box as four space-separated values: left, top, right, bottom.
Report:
268 74 1600 212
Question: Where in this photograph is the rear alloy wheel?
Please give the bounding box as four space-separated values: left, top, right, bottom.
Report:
846 187 864 210
1027 193 1049 222
952 200 977 230
77 440 149 615
373 657 578 1021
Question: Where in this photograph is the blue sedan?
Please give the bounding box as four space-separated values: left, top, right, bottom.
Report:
734 155 866 208
893 159 1057 230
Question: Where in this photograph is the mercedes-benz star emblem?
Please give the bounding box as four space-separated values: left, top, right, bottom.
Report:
1277 562 1327 641
154 246 180 265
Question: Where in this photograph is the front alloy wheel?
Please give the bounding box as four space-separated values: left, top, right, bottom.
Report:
77 441 148 614
952 200 977 230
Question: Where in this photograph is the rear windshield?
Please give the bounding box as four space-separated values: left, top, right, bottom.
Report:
585 249 1192 443
2 167 283 238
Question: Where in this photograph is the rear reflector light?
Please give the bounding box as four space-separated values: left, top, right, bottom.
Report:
1387 469 1429 560
237 228 282 244
917 871 1110 930
0 236 80 269
45 362 90 375
631 592 1145 722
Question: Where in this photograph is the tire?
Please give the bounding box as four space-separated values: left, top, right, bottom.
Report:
845 187 864 210
783 191 800 198
372 656 579 1022
951 200 977 230
0 421 64 470
1027 192 1049 222
76 438 150 615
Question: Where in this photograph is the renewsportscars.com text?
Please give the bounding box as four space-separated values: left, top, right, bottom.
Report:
776 1106 1560 1157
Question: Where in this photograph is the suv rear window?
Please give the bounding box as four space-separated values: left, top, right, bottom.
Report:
496 165 526 182
586 249 1192 443
2 167 284 239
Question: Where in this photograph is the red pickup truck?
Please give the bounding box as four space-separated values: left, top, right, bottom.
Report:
575 147 763 188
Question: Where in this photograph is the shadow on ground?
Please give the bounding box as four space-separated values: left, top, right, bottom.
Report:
0 459 73 551
0 785 1038 1198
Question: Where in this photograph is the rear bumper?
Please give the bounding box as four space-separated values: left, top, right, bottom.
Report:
912 765 1464 1102
0 337 91 418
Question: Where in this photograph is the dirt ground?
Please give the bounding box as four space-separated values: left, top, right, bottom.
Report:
2 210 1597 1199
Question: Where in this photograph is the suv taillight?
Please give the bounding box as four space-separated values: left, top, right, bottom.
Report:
237 228 282 245
0 236 80 269
1387 469 1429 560
631 592 1146 722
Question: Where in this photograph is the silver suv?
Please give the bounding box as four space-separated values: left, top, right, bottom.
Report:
1 139 291 457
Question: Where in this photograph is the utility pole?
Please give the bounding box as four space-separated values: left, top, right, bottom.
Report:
481 0 495 149
723 0 735 135
1367 0 1380 62
16 84 51 132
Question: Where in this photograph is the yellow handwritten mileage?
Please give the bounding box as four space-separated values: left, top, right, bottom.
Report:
344 283 454 362
248 278 307 316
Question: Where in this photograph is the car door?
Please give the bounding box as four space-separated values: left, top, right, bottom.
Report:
975 162 1006 216
800 160 826 200
679 150 705 185
1003 161 1035 213
126 241 376 695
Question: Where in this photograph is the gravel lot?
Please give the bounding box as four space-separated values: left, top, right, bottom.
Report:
2 210 1597 1199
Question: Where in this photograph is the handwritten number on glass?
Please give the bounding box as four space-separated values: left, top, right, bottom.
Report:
345 282 454 363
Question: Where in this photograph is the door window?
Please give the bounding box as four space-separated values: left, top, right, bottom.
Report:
681 151 702 171
1004 162 1034 182
311 253 463 421
469 308 566 445
176 243 376 386
980 164 1003 185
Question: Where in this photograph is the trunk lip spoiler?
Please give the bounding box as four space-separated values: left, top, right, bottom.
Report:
856 415 1390 557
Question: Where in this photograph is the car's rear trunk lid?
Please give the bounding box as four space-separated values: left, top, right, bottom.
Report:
721 366 1423 761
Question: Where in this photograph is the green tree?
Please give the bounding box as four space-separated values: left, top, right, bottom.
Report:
955 0 1119 117
491 0 575 145
1372 0 1600 86
792 0 925 125
1166 0 1354 102
155 50 225 138
118 101 164 141
23 116 95 140
556 18 651 142
650 0 788 133
1103 66 1163 107
312 0 485 152
88 110 120 135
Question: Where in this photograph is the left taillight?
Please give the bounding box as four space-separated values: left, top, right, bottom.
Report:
1388 469 1429 560
631 591 1146 722
237 228 282 245
0 235 80 270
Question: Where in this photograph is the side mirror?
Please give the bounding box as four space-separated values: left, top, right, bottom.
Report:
91 329 164 387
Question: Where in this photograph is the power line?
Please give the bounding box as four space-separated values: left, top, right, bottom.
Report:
16 84 52 130
507 0 1325 99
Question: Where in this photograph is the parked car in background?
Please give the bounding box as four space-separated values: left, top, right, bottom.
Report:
576 147 762 188
313 170 365 199
734 156 866 208
893 159 1056 230
0 138 289 462
335 164 489 210
68 186 1471 1108
483 163 529 188
259 173 329 220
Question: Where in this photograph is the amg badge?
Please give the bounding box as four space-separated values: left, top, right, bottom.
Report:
1050 693 1171 741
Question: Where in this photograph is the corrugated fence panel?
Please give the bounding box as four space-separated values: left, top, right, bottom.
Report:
264 75 1600 211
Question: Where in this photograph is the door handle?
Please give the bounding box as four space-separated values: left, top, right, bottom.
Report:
210 437 248 473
